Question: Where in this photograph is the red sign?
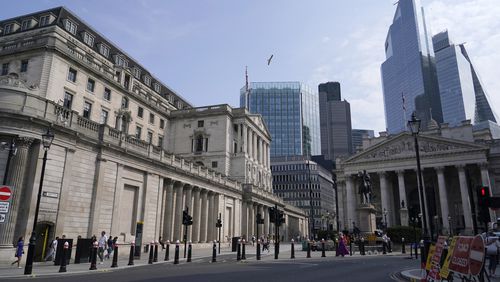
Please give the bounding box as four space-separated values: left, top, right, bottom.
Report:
0 186 12 201
469 235 485 276
431 236 447 265
448 236 473 275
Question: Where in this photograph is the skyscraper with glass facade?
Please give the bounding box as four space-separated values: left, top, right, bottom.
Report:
381 0 442 134
240 82 320 157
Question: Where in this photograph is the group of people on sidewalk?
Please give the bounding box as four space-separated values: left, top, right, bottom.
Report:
91 231 118 264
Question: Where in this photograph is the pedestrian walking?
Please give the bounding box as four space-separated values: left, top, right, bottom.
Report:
159 236 165 250
11 237 24 268
486 232 500 277
98 231 108 264
336 233 349 257
44 236 59 262
105 235 113 259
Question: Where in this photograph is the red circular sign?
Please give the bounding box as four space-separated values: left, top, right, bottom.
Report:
469 235 485 276
0 186 12 201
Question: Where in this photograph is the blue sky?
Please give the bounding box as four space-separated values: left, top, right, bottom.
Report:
2 0 499 134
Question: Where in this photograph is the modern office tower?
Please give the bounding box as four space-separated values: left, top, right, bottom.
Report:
351 129 375 153
381 0 442 134
240 82 320 157
271 156 336 234
318 82 353 161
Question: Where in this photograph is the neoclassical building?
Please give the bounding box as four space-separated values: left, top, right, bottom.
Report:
0 7 307 261
335 121 500 236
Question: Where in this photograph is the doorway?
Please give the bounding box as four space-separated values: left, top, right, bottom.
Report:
34 222 55 262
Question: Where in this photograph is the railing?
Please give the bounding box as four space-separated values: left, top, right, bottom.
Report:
77 116 100 132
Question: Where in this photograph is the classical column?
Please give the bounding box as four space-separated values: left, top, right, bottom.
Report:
184 185 193 240
241 200 248 238
242 124 247 154
249 203 255 238
263 205 269 237
207 191 214 242
0 137 33 246
415 169 431 233
457 165 473 234
173 182 184 241
435 167 450 232
258 205 264 237
212 192 219 240
248 130 253 158
396 170 408 225
200 189 208 242
345 175 356 228
163 180 175 240
379 172 390 227
192 187 201 242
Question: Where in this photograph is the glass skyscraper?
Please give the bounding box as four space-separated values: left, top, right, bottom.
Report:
381 0 442 134
240 82 320 157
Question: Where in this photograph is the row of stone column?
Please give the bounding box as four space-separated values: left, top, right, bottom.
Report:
241 201 271 239
163 181 220 243
345 163 492 234
238 123 270 168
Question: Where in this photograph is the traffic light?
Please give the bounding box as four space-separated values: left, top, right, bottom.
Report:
183 210 193 226
269 207 276 223
216 218 222 228
477 186 491 224
278 210 285 226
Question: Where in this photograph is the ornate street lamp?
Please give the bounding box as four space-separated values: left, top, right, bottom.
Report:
25 128 54 275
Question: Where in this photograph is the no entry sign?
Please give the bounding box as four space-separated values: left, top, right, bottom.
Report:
0 186 12 201
448 236 473 275
469 235 485 276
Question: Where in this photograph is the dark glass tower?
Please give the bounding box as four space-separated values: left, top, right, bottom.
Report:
240 82 320 157
381 0 442 134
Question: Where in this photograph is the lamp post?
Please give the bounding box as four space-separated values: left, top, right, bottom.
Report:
448 216 453 236
25 128 54 275
408 113 430 245
434 215 439 239
1 138 17 185
383 208 388 231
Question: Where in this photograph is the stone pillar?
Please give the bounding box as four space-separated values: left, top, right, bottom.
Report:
0 137 33 246
163 180 174 240
415 169 431 234
263 205 269 237
379 172 390 227
345 175 356 228
207 191 214 242
192 187 201 242
248 130 253 159
435 167 450 232
248 203 255 238
457 165 473 234
241 200 248 237
396 170 408 225
212 192 219 240
184 185 192 240
200 189 208 242
253 133 257 160
173 182 184 241
242 124 247 154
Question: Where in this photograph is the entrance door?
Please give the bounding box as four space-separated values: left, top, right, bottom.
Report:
34 222 54 261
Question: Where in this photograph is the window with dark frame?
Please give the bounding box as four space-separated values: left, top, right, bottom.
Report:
103 88 111 101
1 63 9 75
67 68 77 82
87 78 95 92
147 131 153 144
20 60 28 72
100 109 108 125
39 15 50 27
212 161 218 168
158 136 163 147
121 97 129 109
198 120 204 127
135 126 142 139
137 107 144 118
83 101 92 119
149 113 155 124
160 119 165 129
63 92 73 109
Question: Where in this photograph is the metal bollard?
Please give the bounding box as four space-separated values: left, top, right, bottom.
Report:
59 242 69 273
237 239 241 261
402 238 406 254
349 239 353 256
111 243 118 268
242 239 246 260
256 239 261 260
154 241 159 262
90 241 98 270
321 239 326 258
360 238 366 255
128 241 135 266
307 240 311 258
187 241 192 262
291 239 295 259
414 243 418 259
383 241 387 254
164 240 170 261
148 241 154 264
212 241 217 263
174 240 180 265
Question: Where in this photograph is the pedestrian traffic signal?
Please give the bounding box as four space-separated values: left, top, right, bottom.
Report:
183 210 193 226
278 210 285 226
216 218 222 228
477 186 491 224
269 207 276 223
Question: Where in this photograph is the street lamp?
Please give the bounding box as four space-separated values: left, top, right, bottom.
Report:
383 208 388 231
25 128 54 275
0 138 16 185
448 215 453 236
408 112 430 245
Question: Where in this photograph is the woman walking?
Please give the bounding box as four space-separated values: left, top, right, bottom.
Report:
11 236 24 268
336 233 349 257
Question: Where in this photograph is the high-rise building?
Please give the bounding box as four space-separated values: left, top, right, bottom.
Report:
351 129 375 153
318 82 353 161
381 0 442 134
240 82 320 157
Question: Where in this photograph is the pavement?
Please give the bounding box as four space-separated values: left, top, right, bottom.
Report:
0 242 410 280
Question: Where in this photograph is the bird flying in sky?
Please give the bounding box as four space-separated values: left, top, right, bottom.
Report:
267 54 274 65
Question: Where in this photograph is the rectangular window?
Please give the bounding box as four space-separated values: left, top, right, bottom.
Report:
147 131 153 144
4 24 13 34
63 92 73 109
198 120 204 127
64 19 77 35
103 88 111 101
86 78 95 92
133 68 141 79
154 83 160 93
21 20 31 31
121 97 129 109
83 101 92 119
82 32 95 47
159 119 165 129
137 107 144 118
39 15 50 27
100 109 108 125
149 113 154 124
144 76 151 86
98 43 110 58
212 161 218 168
135 126 142 139
158 136 163 147
20 60 28 72
1 63 9 75
67 68 77 82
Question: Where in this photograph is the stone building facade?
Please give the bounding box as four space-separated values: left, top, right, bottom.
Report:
0 7 307 261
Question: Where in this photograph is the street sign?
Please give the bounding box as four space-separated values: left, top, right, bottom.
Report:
431 236 447 265
0 213 5 223
0 202 9 213
440 237 458 278
448 236 473 275
425 245 436 271
469 235 485 276
0 186 12 201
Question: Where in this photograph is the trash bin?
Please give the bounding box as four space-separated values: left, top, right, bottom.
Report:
231 237 240 252
54 239 73 266
74 238 92 264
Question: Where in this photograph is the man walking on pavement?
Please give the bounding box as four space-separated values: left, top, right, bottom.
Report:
98 231 108 264
44 237 59 262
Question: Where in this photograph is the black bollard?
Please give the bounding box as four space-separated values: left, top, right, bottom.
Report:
212 241 217 263
148 242 154 264
349 239 353 256
321 239 326 258
290 239 295 259
236 239 241 261
383 241 387 254
307 240 311 258
111 243 118 268
128 241 135 266
414 243 418 259
154 241 159 262
242 239 246 260
59 242 69 273
256 239 261 260
174 240 180 265
402 238 406 254
89 241 98 270
164 240 170 261
187 241 192 263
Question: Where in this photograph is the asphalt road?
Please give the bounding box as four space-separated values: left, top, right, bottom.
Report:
3 254 419 282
